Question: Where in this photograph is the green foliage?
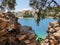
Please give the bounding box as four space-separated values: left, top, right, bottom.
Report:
54 7 60 12
23 11 33 18
36 35 44 42
30 0 60 25
0 0 16 11
37 37 44 42
23 14 32 18
0 5 5 11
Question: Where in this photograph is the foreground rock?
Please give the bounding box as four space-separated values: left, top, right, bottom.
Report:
41 21 60 45
0 12 37 45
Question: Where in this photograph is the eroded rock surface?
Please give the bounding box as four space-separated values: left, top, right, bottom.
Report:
41 21 60 45
0 12 37 45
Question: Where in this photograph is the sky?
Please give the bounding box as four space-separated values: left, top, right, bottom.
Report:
15 0 32 12
15 0 60 12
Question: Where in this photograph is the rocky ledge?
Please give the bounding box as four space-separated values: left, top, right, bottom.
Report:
41 21 60 45
0 12 37 45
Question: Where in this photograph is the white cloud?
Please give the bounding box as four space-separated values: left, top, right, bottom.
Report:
20 8 32 11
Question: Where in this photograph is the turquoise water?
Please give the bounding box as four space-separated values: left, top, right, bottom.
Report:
18 18 57 39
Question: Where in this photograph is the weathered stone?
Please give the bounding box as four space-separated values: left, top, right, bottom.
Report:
50 22 59 28
41 21 60 45
48 26 51 29
54 27 60 31
0 29 8 36
48 28 55 33
0 37 7 42
53 33 60 38
8 36 16 43
50 40 55 45
0 12 37 45
17 35 26 41
27 41 37 45
24 40 30 44
0 21 7 29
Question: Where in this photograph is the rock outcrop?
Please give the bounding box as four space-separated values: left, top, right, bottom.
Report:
0 12 37 45
41 21 60 45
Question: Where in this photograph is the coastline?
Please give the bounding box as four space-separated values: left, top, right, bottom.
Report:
18 16 54 19
18 17 35 19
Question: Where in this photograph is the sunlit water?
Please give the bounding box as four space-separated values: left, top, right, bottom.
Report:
18 18 57 39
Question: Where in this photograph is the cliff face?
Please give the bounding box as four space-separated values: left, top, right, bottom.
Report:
41 21 60 45
0 12 37 45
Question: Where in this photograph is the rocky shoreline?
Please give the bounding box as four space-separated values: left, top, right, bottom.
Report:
0 12 37 45
0 11 60 45
41 21 60 45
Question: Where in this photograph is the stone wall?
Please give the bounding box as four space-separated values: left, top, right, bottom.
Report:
41 21 60 45
0 12 37 45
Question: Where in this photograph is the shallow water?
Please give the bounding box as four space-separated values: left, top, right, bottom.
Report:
18 18 57 39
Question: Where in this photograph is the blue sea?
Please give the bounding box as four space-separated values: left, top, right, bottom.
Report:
18 18 57 39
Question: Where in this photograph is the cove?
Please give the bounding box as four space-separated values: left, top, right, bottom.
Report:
18 18 57 39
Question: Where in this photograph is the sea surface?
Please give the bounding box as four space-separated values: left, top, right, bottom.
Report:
18 18 57 39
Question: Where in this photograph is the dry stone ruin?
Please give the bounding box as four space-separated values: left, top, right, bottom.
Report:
0 11 37 45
